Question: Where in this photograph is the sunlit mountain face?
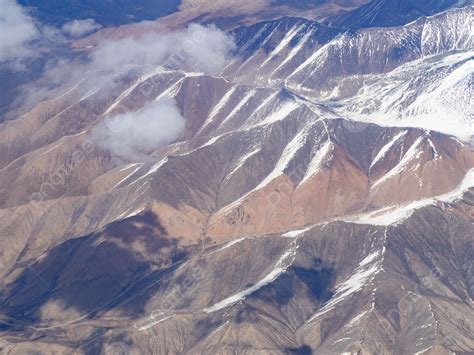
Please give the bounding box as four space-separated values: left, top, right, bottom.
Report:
0 0 473 353
327 0 473 28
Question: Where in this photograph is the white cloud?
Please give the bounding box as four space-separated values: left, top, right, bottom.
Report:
0 0 39 64
91 98 185 160
14 23 236 117
180 0 269 13
86 24 235 160
90 23 236 76
62 18 102 38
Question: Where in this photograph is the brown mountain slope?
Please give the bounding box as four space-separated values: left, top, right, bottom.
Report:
1 186 473 353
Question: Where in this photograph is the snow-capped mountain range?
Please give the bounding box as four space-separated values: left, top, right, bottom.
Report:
0 1 473 354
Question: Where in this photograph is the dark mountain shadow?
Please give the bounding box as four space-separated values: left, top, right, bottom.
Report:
285 344 313 354
254 257 336 306
0 211 190 331
292 258 335 303
254 273 296 306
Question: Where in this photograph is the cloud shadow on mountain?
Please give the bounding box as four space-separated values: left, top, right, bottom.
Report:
0 211 189 331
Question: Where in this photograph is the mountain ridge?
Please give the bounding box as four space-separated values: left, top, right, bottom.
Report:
0 1 473 353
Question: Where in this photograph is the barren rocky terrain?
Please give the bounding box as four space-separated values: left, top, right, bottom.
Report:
0 1 473 354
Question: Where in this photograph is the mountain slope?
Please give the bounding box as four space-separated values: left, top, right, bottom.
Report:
327 0 474 28
335 51 474 138
1 182 473 353
0 3 473 354
222 6 474 136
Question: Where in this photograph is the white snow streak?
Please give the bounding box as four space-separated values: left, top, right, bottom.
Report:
370 131 407 170
300 141 333 185
104 68 163 115
225 148 261 181
208 237 247 255
134 158 168 183
427 138 440 160
113 163 144 188
117 207 146 221
258 100 300 126
281 226 312 238
260 26 300 68
248 91 279 121
154 77 185 101
271 29 313 78
199 86 237 132
346 168 474 226
308 250 383 322
414 346 433 355
134 315 172 331
204 240 299 313
256 128 308 189
220 89 256 126
372 136 425 188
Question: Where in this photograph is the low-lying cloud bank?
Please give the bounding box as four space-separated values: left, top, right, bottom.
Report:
91 98 185 160
87 23 235 160
3 2 235 159
16 22 235 109
90 23 235 76
62 18 102 38
0 0 39 66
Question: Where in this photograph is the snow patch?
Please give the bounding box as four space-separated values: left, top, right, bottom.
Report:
117 207 146 221
154 77 185 101
134 315 172 331
346 310 369 327
438 168 474 202
257 100 300 126
346 199 432 226
281 226 312 238
427 138 440 160
414 346 433 355
208 238 247 255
